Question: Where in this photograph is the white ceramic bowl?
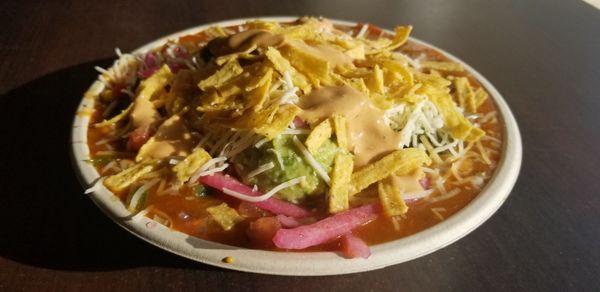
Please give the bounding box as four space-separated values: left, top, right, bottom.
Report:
71 17 522 276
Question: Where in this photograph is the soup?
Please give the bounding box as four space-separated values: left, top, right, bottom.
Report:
84 17 502 258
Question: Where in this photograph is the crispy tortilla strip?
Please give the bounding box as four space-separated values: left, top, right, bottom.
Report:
331 114 349 150
245 67 273 111
206 203 244 231
136 115 196 162
452 77 473 109
245 65 274 92
220 103 279 130
245 20 282 31
366 65 385 95
366 25 412 54
347 78 368 93
349 148 431 195
196 89 243 112
345 44 365 60
198 60 243 91
381 59 414 87
388 26 412 51
172 147 211 183
254 104 301 139
94 104 133 128
377 177 408 216
280 40 331 86
215 44 258 66
305 119 332 154
104 160 158 192
414 72 451 89
265 47 311 93
420 61 464 72
429 91 485 142
469 87 488 113
328 153 354 213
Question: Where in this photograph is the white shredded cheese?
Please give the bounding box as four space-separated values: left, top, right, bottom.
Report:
128 179 160 211
292 136 330 185
282 128 310 135
267 148 285 170
428 188 460 203
84 177 106 194
402 189 435 201
193 163 229 177
222 176 305 203
254 137 270 148
356 23 369 38
246 162 275 179
188 157 228 184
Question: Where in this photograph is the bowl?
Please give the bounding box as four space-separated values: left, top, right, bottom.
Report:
71 16 522 275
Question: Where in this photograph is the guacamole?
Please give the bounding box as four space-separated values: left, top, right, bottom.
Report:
234 134 341 203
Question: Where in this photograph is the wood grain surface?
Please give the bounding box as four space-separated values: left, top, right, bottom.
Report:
0 0 599 291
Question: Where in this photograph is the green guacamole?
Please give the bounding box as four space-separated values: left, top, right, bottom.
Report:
234 134 340 203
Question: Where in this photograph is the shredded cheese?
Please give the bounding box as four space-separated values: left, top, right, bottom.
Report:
222 176 305 202
128 179 160 212
292 136 331 185
267 148 285 170
188 157 228 184
246 162 275 179
84 177 106 194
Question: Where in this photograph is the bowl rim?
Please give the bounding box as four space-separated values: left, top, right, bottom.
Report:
71 16 522 276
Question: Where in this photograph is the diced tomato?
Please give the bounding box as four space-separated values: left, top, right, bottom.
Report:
127 125 153 151
419 177 430 190
292 116 308 129
340 234 371 259
247 217 281 248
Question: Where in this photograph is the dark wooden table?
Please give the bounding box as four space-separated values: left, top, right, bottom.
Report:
1 0 599 291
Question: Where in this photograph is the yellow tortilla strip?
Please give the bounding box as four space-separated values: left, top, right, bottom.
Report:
104 160 158 192
366 65 385 94
206 203 243 231
378 177 408 216
198 60 243 91
429 91 485 142
469 87 488 113
245 67 273 111
381 59 414 87
254 104 301 139
328 153 354 213
172 147 212 183
94 104 133 128
280 40 331 86
388 26 413 51
453 77 473 109
420 61 464 72
347 78 368 94
196 89 243 112
264 47 311 93
305 119 332 154
331 114 349 150
349 148 431 195
414 72 451 89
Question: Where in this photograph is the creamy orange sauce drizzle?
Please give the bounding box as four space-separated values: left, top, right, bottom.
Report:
298 85 403 167
136 115 196 161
